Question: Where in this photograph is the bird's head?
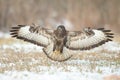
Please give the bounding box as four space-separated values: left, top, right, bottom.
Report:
57 25 66 33
55 25 67 37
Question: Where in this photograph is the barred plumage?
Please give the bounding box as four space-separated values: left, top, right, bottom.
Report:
10 25 114 62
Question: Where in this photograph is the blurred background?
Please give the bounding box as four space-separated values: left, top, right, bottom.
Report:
0 0 120 34
0 1 120 79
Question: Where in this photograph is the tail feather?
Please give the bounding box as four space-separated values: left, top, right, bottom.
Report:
43 43 72 62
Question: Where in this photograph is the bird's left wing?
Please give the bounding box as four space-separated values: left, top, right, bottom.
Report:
10 25 53 47
66 27 114 50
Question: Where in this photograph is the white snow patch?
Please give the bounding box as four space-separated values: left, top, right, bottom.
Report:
80 41 120 53
0 43 43 53
0 71 104 80
0 32 10 38
1 41 120 54
1 70 119 80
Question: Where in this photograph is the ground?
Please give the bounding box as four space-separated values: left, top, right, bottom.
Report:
0 32 120 80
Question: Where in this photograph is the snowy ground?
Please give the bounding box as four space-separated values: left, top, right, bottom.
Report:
0 32 120 80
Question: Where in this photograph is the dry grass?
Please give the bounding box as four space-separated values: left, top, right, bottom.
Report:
0 52 47 73
0 37 120 74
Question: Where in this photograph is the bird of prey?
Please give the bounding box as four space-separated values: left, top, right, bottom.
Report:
10 25 114 62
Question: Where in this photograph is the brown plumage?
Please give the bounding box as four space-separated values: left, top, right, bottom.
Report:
10 24 114 62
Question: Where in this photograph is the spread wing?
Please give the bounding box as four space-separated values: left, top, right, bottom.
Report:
66 27 114 50
10 25 53 47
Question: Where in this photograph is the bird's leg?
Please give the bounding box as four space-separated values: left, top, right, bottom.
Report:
60 42 64 53
60 36 67 53
60 46 63 53
52 36 56 51
53 43 56 51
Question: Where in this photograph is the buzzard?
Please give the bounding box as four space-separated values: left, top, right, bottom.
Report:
10 25 114 62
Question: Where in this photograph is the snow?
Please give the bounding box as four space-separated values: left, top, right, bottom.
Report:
0 32 10 38
0 71 103 80
82 41 120 54
0 32 120 80
0 70 119 80
0 59 119 80
0 43 43 53
1 40 120 54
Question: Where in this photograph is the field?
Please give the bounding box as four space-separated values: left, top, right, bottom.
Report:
0 32 120 80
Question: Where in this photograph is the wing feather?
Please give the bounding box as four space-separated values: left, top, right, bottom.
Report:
10 25 53 47
66 28 114 50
